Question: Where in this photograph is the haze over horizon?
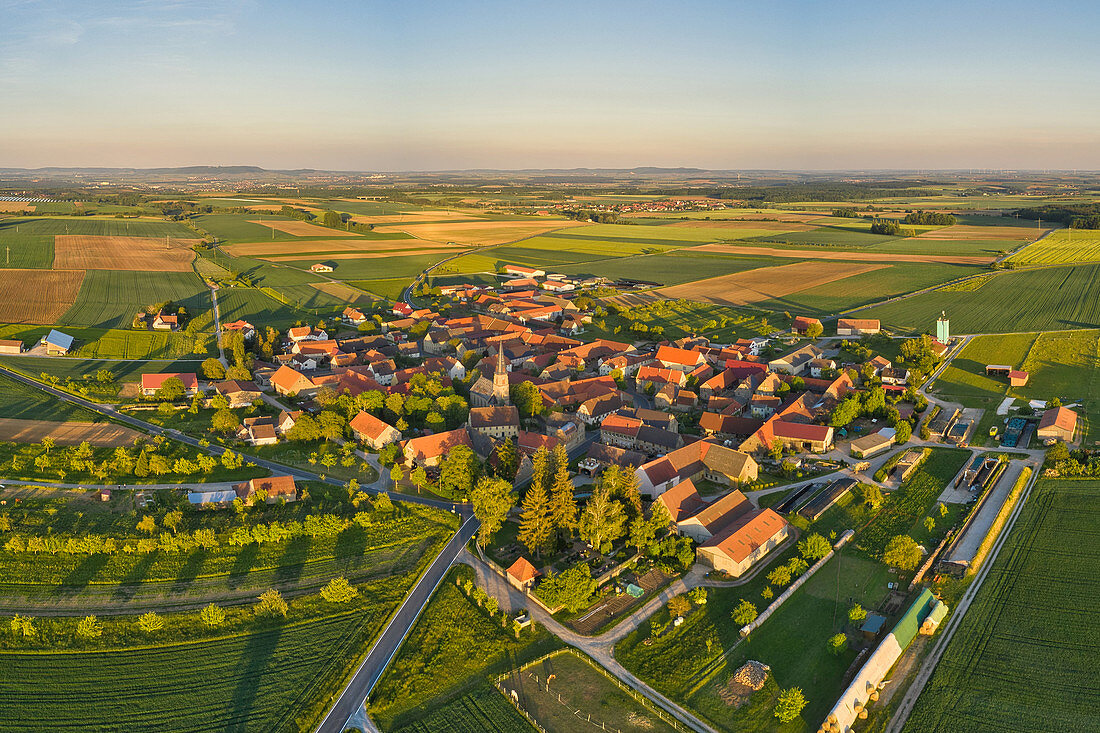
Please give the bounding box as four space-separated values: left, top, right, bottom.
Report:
3 0 1099 171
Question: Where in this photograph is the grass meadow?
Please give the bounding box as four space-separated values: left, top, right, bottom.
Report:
904 479 1100 733
57 270 212 330
0 372 102 421
0 217 198 239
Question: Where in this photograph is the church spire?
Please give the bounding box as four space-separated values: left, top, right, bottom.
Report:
492 345 510 404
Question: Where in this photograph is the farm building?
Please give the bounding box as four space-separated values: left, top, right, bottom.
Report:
1008 370 1029 387
850 429 895 459
402 428 474 467
270 365 316 397
894 449 927 482
986 365 1029 386
798 478 856 521
213 380 262 408
836 318 881 337
635 440 759 498
503 265 545 278
310 263 334 273
223 320 256 340
140 372 199 397
880 368 910 385
468 405 520 440
42 329 75 355
771 422 834 454
0 339 24 354
791 316 821 335
695 507 790 578
187 489 237 508
1037 407 1077 442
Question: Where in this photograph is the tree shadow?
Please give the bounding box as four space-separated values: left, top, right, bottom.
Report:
228 543 260 590
273 535 311 586
334 524 366 570
225 622 285 733
171 549 206 595
57 554 110 597
111 552 158 602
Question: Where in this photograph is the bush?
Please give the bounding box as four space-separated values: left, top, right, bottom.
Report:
848 604 868 624
828 632 848 655
798 533 831 562
200 603 226 628
255 589 288 619
320 576 359 604
76 615 103 639
667 594 691 618
138 611 165 633
774 687 807 723
732 599 758 626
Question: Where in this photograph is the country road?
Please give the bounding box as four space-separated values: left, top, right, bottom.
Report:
316 514 479 733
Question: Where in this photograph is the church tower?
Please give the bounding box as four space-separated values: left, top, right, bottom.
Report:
492 346 511 404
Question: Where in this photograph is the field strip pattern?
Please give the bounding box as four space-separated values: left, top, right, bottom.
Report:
247 219 363 237
224 239 463 257
692 243 993 264
0 418 142 446
0 268 85 323
54 235 197 271
654 260 888 305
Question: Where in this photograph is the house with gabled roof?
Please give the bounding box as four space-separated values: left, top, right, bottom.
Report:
349 411 402 449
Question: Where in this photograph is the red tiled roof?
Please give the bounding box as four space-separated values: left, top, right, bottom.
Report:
1039 406 1077 433
141 372 198 391
507 556 539 583
349 411 397 441
701 508 788 563
657 479 705 523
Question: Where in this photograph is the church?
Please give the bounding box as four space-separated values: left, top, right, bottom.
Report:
470 346 512 408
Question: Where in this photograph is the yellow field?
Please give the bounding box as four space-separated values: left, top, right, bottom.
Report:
247 220 362 237
372 219 590 245
1007 229 1100 265
654 260 888 305
693 243 993 264
0 202 35 213
224 239 465 258
259 248 460 262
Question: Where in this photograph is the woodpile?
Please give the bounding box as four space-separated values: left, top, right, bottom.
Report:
717 660 770 707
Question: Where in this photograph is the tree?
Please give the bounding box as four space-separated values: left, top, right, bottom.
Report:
10 614 35 638
629 514 657 554
390 463 404 489
828 632 848 655
155 376 185 401
536 563 596 612
616 467 643 516
201 358 226 380
798 533 831 562
138 611 165 633
667 594 691 618
805 321 823 339
470 476 516 547
924 516 936 533
732 599 758 626
774 687 807 723
494 437 519 480
883 534 922 571
578 486 626 554
76 615 103 639
518 480 555 557
549 461 577 539
894 419 912 444
320 577 359 603
510 381 545 419
768 439 784 462
163 510 183 534
848 604 868 624
410 466 427 493
767 565 793 587
439 444 479 497
255 589 288 618
137 515 157 535
212 408 239 434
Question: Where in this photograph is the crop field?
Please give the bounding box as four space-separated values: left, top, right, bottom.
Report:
510 651 678 733
310 281 374 305
224 238 449 258
772 262 980 316
0 418 141 446
0 217 197 239
917 224 1042 241
69 327 204 359
0 232 54 268
390 688 535 733
276 253 457 281
372 219 589 245
904 479 1100 733
261 283 356 312
654 260 888 306
347 209 481 224
664 219 818 231
0 269 84 324
261 248 459 263
558 251 778 287
0 590 407 732
57 270 211 330
53 235 198 271
217 287 313 329
0 202 36 212
0 372 101 421
348 278 409 300
0 355 200 383
693 243 992 265
855 263 1100 334
1007 228 1100 265
247 218 364 237
751 223 910 249
195 214 308 244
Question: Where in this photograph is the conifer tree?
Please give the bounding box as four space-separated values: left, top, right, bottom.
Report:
518 479 554 557
549 460 577 540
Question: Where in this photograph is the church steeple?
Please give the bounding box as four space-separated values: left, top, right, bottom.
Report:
492 346 510 404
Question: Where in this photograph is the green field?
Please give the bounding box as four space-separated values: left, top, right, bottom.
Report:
855 264 1100 333
0 355 199 382
903 479 1100 732
57 270 212 331
559 251 778 287
276 253 455 281
217 287 315 329
370 566 557 731
0 217 198 239
1007 228 1100 265
349 278 409 300
0 582 410 732
0 233 54 268
0 372 102 421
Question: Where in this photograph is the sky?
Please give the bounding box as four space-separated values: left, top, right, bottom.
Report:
2 0 1100 170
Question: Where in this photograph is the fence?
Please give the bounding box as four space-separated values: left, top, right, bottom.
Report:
495 648 693 733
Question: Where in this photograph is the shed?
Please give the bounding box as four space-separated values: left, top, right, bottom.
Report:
861 613 887 640
43 329 75 355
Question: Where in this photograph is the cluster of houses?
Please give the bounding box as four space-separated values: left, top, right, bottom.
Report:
187 475 298 508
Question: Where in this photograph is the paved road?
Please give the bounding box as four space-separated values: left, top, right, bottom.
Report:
209 283 228 367
315 514 479 733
